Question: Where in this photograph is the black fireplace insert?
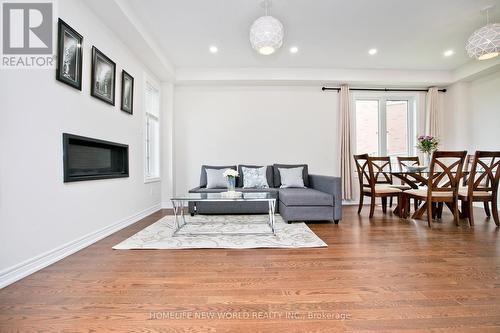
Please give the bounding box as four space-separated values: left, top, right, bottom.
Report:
63 133 129 182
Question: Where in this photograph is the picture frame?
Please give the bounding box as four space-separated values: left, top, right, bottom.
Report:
56 19 83 90
91 46 116 105
120 70 134 114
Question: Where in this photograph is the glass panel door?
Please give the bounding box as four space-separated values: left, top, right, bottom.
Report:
354 96 415 158
355 100 379 156
386 100 409 157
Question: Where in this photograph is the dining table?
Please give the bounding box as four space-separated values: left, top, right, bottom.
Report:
389 168 470 219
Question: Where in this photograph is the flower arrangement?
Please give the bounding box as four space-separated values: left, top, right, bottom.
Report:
416 135 439 154
222 169 239 178
223 169 239 192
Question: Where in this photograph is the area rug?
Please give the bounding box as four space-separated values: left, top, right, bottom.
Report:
113 214 327 249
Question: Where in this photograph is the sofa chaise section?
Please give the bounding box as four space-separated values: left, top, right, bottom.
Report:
279 174 342 224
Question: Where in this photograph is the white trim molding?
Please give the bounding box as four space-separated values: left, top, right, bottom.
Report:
83 0 175 81
175 67 454 87
0 204 161 289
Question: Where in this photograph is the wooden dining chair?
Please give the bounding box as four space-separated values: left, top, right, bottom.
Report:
461 154 475 187
396 156 421 211
404 151 467 227
354 154 403 218
397 156 420 170
436 153 477 219
458 151 500 226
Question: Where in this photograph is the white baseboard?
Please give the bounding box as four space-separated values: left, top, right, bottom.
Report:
0 203 161 289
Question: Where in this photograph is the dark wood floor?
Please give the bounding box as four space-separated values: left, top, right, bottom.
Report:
1 206 500 332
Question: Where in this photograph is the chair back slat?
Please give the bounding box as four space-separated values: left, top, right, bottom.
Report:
354 154 371 188
368 157 393 185
428 151 467 193
468 151 500 194
462 154 475 185
464 154 474 171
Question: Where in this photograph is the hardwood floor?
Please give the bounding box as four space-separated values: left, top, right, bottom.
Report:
1 206 500 332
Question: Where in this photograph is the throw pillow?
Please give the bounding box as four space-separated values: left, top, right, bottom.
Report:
273 164 309 187
242 166 269 188
200 165 237 187
237 165 274 187
278 167 305 188
206 168 229 189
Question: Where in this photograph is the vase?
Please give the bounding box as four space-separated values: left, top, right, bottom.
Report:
424 152 431 167
226 176 236 192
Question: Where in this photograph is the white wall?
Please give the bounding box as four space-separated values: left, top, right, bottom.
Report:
442 82 471 150
0 0 164 283
468 71 500 210
443 71 500 152
161 83 175 207
468 72 500 151
173 85 339 194
443 70 500 209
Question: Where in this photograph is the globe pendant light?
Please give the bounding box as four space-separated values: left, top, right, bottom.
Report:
250 0 284 55
466 6 500 60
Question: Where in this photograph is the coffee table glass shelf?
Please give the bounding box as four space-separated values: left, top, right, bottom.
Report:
170 192 277 237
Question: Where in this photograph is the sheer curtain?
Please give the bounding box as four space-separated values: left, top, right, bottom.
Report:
425 87 440 137
339 85 352 200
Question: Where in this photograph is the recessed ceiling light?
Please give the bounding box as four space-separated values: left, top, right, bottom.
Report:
290 46 298 54
209 45 218 54
368 48 378 55
443 49 454 57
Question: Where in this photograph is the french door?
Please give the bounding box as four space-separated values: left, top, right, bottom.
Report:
354 96 416 158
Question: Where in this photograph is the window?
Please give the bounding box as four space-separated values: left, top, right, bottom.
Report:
355 100 379 155
386 100 409 156
354 96 416 158
144 80 160 181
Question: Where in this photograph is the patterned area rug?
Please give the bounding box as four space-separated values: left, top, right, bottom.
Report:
113 214 327 249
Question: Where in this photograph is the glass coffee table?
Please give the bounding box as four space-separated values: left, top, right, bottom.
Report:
170 192 277 237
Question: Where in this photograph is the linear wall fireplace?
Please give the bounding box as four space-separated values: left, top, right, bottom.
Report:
63 133 129 182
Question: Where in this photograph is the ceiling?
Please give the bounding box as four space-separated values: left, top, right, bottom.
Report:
123 0 500 71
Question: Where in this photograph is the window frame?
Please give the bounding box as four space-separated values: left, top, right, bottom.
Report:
352 93 417 158
143 74 161 183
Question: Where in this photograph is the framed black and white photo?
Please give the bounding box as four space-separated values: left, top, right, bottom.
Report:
56 19 83 90
91 46 116 105
120 70 134 114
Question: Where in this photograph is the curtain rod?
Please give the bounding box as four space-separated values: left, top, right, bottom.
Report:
321 87 447 93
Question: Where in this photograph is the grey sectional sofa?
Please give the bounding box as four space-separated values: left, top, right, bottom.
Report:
188 164 342 223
